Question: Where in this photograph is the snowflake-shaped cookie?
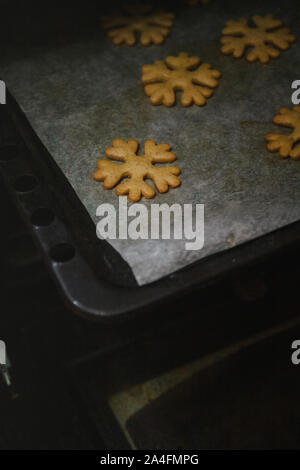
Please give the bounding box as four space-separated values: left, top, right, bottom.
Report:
142 52 221 107
93 139 181 202
265 106 300 159
221 14 295 63
101 4 175 46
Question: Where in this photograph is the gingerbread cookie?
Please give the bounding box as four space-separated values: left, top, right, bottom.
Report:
93 139 181 202
221 14 295 63
265 106 300 159
142 52 221 107
101 4 175 46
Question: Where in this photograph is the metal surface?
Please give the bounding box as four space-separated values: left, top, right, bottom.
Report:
1 96 300 321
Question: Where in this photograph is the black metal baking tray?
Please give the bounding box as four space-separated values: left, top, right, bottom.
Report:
0 90 299 322
1 0 300 321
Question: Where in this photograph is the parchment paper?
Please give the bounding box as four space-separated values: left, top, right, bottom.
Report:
1 0 300 285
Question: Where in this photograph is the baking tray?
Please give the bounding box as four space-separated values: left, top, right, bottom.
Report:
0 0 300 320
1 92 300 322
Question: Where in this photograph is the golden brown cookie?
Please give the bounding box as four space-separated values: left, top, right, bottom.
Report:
142 52 221 107
265 106 300 159
101 4 175 46
93 139 181 202
221 14 295 63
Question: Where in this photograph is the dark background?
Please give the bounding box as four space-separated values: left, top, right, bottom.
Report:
0 0 300 450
